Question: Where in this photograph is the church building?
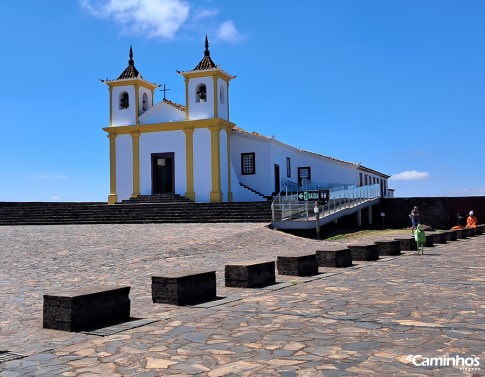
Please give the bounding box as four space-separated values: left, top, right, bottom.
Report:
103 37 391 204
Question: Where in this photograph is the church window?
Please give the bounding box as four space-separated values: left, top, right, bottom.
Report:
196 84 207 102
219 85 225 104
119 91 129 109
241 153 255 175
359 173 363 186
286 157 291 178
142 92 148 112
298 167 311 184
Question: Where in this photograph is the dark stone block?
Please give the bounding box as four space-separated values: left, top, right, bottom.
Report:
152 270 216 306
316 248 352 267
374 240 401 256
464 227 475 237
455 229 467 239
444 231 457 241
43 286 131 332
225 260 276 288
431 232 447 244
395 237 417 251
277 253 318 276
476 225 484 235
425 234 434 247
348 244 379 261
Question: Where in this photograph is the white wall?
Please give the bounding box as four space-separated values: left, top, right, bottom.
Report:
139 101 185 124
115 135 133 201
138 87 152 116
111 86 136 126
217 78 228 120
139 131 187 196
220 129 228 201
188 77 214 120
193 128 212 202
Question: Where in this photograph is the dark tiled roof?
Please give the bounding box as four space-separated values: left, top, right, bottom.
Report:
118 64 141 80
163 98 186 112
116 46 143 80
193 55 216 71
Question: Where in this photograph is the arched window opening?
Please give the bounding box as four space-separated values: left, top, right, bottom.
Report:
142 92 148 112
119 92 129 109
196 84 207 103
219 85 225 104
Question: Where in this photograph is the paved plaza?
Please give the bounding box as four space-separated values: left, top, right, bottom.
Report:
0 223 483 376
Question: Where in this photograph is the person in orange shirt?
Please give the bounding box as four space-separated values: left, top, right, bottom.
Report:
466 210 477 230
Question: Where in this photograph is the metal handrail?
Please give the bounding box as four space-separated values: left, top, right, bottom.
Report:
272 184 381 222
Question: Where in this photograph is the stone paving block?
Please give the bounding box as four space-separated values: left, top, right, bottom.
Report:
315 248 352 267
395 237 417 251
373 240 401 256
431 232 447 244
43 286 131 332
348 244 379 261
277 253 318 276
225 260 276 288
152 270 216 306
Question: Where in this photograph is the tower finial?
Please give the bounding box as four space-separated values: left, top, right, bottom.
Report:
204 35 210 57
129 45 134 66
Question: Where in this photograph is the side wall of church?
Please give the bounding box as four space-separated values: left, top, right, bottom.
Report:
193 128 212 201
220 129 229 200
217 78 228 121
139 131 187 196
116 135 133 200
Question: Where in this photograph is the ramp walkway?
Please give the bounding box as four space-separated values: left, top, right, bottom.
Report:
271 184 381 230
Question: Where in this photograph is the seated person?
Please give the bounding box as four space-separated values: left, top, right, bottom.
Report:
451 213 466 230
466 210 477 229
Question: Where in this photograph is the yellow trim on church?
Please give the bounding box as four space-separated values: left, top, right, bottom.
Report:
209 126 222 202
131 131 140 198
184 128 195 201
107 134 118 204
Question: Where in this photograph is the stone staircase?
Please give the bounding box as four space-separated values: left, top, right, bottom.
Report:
121 193 192 204
0 200 272 226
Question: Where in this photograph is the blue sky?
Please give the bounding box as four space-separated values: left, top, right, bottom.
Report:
1 0 484 201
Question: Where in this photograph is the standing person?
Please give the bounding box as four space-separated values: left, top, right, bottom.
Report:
410 206 421 233
466 211 477 230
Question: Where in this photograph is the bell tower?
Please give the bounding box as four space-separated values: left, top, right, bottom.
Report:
104 47 158 127
178 36 234 121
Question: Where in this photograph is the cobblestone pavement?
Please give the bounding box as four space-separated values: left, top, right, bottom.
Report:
0 224 483 376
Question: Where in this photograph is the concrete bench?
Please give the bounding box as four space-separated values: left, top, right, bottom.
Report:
444 231 457 242
425 234 434 247
395 237 417 251
431 232 447 245
43 286 131 332
348 244 379 261
476 225 484 235
225 260 275 288
277 253 319 276
152 270 216 306
464 228 475 237
316 248 352 268
374 240 401 256
454 229 467 239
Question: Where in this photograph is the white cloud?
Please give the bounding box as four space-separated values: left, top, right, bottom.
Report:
390 170 429 181
446 187 485 196
50 196 62 201
80 0 190 39
216 20 242 42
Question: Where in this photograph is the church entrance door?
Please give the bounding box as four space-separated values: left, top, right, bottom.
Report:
152 153 174 194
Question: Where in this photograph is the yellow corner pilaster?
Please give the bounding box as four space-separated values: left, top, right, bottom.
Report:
184 128 195 201
131 131 140 198
107 133 118 204
209 126 222 202
227 81 230 122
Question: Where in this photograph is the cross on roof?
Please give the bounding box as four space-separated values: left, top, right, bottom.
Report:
159 84 170 99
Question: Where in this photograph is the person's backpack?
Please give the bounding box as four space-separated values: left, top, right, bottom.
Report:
415 226 426 245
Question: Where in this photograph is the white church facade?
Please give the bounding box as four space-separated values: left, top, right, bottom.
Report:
103 38 391 204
